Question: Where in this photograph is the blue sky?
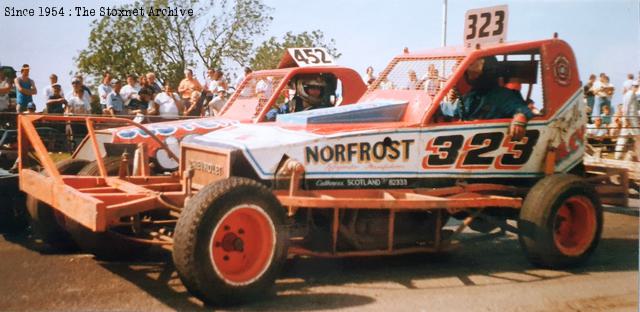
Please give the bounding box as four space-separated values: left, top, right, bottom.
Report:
1 0 638 110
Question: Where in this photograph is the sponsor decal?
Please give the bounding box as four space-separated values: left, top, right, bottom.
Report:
305 138 414 164
189 160 224 176
311 178 409 189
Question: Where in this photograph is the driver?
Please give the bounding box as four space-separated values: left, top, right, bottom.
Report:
266 75 332 120
439 56 533 141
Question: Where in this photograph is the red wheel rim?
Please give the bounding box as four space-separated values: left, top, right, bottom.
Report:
209 205 275 285
552 195 597 256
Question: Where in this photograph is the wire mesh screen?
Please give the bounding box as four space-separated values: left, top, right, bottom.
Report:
370 58 464 96
233 74 286 101
224 73 286 118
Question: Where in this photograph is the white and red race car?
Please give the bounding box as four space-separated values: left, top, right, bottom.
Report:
18 6 618 307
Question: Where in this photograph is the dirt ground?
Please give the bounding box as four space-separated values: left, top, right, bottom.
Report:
0 205 637 311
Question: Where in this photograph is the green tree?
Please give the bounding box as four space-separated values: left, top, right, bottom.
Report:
75 0 272 88
250 30 341 70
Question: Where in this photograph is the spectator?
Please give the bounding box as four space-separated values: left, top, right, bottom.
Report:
178 69 203 112
615 80 640 159
255 76 274 99
236 67 254 97
139 74 150 92
97 72 112 110
44 74 64 98
205 69 221 94
46 84 67 114
365 66 376 85
14 64 37 113
600 105 612 124
145 72 162 95
608 114 622 137
622 73 635 94
423 64 442 97
120 74 141 112
583 74 596 112
151 83 183 119
26 102 36 114
66 77 91 114
591 74 614 117
0 70 11 112
586 117 607 138
104 79 125 117
74 75 92 96
207 86 227 116
379 76 395 90
405 70 419 90
185 90 203 116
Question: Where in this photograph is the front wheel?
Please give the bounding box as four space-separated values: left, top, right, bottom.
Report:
173 177 288 306
518 174 603 268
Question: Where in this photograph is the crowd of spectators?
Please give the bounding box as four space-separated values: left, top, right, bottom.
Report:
0 64 248 122
584 72 639 160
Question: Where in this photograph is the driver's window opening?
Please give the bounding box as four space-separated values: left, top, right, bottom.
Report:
494 51 543 117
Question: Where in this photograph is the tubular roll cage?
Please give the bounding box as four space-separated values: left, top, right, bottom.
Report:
18 115 186 232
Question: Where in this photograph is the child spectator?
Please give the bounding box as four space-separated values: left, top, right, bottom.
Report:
46 84 67 114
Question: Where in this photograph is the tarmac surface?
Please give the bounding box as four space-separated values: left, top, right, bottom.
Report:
0 204 637 311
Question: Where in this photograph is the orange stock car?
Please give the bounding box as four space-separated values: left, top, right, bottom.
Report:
17 37 624 306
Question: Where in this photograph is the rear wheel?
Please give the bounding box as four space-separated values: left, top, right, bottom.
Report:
518 174 602 268
26 158 90 250
173 177 288 306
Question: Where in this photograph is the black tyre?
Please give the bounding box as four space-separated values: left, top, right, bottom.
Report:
173 177 288 306
518 174 603 268
65 157 149 260
26 158 90 250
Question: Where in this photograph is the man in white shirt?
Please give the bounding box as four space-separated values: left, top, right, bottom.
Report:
97 72 112 110
152 83 183 119
44 74 64 99
120 74 141 111
622 73 634 94
615 81 640 159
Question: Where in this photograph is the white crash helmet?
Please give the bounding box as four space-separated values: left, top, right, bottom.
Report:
295 76 326 106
